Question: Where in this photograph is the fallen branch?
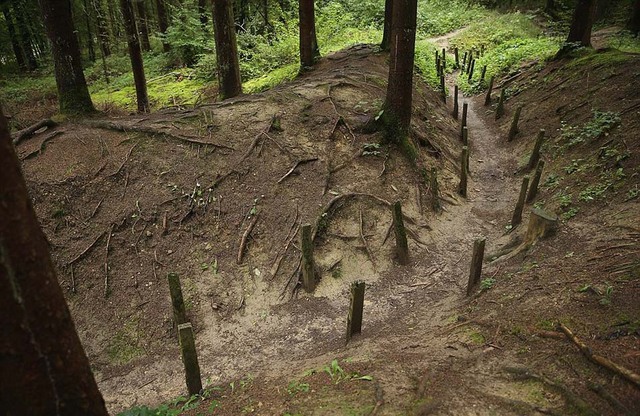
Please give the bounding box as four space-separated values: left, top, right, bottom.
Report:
12 119 57 145
66 231 106 266
277 157 318 184
237 213 260 264
558 323 640 389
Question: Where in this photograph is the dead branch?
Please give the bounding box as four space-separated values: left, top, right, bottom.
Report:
104 224 114 298
70 264 76 294
108 143 138 177
359 209 376 270
86 198 104 222
20 130 64 160
237 213 260 264
66 231 106 266
12 119 57 145
277 157 319 184
558 323 640 389
239 114 279 163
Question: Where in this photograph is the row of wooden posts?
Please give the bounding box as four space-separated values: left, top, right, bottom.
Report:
437 47 489 104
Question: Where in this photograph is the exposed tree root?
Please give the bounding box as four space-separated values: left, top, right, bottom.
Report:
237 213 260 264
12 118 57 145
278 157 318 183
20 130 64 160
108 143 138 177
66 231 106 266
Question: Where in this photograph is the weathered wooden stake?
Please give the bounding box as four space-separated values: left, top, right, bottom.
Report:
452 85 459 118
346 281 365 343
454 47 459 68
526 160 545 203
459 146 469 197
527 129 545 169
392 201 409 265
484 76 494 106
466 238 486 296
507 105 523 141
178 323 202 395
430 167 441 213
466 52 473 74
495 89 506 120
463 126 470 172
168 273 187 326
468 59 475 81
524 208 558 243
460 102 468 140
300 224 316 292
440 75 446 103
480 65 487 82
462 51 468 71
511 176 530 227
441 48 446 69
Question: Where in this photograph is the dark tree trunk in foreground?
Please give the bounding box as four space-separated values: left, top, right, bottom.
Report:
0 109 108 416
380 0 392 51
383 0 418 139
40 0 94 114
629 0 640 35
299 0 320 68
566 0 597 47
121 0 149 112
2 6 27 70
212 0 242 99
15 1 38 70
134 0 151 52
155 0 170 52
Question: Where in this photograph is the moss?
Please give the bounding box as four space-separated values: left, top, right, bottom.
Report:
107 319 144 364
243 63 299 94
566 49 633 69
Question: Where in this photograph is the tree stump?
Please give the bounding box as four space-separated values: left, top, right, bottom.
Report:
346 281 365 343
301 224 316 292
524 208 558 244
177 323 202 395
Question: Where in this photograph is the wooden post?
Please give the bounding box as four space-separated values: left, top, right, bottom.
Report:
495 89 506 120
300 224 316 292
466 52 473 74
527 129 545 169
484 76 494 106
454 47 459 68
507 105 523 141
177 323 202 395
459 146 468 197
462 51 467 71
511 176 530 227
430 167 441 213
466 238 486 296
480 65 487 82
346 281 365 343
441 48 446 69
440 74 446 103
467 59 475 81
167 273 187 326
452 85 459 118
392 201 409 265
460 102 468 140
463 127 470 173
524 209 558 243
526 160 545 203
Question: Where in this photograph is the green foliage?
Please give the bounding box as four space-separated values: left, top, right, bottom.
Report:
164 1 213 66
414 40 443 88
559 111 621 147
287 380 311 396
480 278 496 290
417 0 488 36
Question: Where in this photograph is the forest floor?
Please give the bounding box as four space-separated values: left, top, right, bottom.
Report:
13 31 640 415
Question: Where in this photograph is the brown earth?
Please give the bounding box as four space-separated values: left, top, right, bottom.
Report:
11 40 640 415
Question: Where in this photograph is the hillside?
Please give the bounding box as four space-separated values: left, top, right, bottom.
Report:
13 37 640 416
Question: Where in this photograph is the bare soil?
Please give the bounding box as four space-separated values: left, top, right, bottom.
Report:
12 39 640 415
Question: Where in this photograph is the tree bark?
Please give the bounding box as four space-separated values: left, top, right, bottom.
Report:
0 109 109 416
83 0 97 61
120 0 150 112
382 0 418 139
2 6 27 70
299 0 320 68
39 0 95 114
628 0 640 35
212 0 242 100
93 0 111 57
198 0 208 29
566 0 597 47
134 0 151 52
15 0 39 70
155 0 170 52
380 0 392 51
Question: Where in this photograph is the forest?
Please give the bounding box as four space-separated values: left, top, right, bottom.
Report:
1 0 639 415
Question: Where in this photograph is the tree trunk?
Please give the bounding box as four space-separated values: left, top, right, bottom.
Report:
299 0 320 68
15 1 38 70
0 109 109 416
39 0 94 114
120 0 150 112
2 6 27 70
198 0 208 29
382 0 418 139
93 0 111 57
566 0 597 47
212 0 242 100
134 0 151 52
380 0 392 51
83 0 97 61
155 0 170 52
628 0 640 35
106 0 121 38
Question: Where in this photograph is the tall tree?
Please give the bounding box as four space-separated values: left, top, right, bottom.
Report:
134 0 150 52
198 0 208 29
382 0 418 144
380 0 392 51
212 0 242 99
564 0 598 48
82 0 97 61
40 0 95 114
629 0 640 35
15 0 38 70
0 108 109 416
298 0 319 68
2 5 27 70
155 0 170 52
120 0 149 112
92 0 111 57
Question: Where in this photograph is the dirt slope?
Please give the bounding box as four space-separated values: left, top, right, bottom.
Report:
14 44 640 415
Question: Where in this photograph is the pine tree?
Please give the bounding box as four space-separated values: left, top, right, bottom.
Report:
299 0 320 68
212 0 242 99
120 0 150 112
